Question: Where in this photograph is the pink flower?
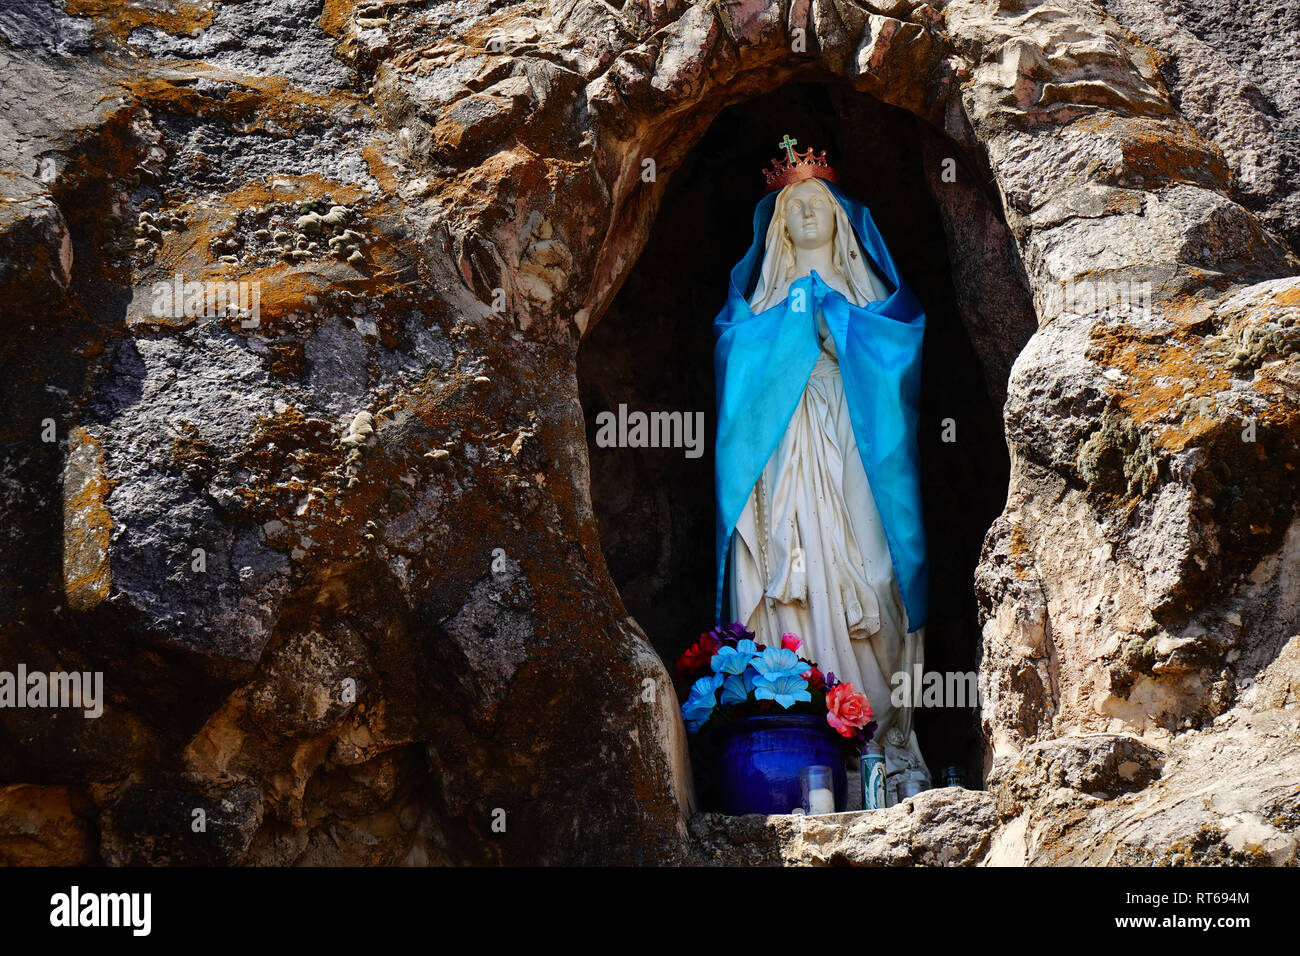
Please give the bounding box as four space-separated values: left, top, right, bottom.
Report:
781 632 802 654
826 682 873 738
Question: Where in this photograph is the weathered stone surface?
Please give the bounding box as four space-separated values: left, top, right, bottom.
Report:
991 733 1167 812
98 777 264 865
986 673 1300 865
1 0 1298 865
1101 0 1300 256
0 784 92 866
691 788 998 865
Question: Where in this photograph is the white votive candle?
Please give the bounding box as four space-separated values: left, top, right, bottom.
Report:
808 787 835 814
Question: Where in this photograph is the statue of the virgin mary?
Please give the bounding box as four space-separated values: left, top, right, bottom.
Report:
713 137 931 795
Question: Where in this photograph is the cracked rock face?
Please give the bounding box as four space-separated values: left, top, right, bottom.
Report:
1 0 1297 865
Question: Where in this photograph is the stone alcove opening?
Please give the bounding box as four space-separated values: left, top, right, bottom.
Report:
578 81 1034 805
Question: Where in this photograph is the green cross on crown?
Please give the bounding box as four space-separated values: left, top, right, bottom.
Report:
778 134 799 163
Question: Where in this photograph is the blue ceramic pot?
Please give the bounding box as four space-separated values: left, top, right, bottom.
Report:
715 714 847 815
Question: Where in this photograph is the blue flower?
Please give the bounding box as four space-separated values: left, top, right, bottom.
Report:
720 669 758 707
681 674 722 732
753 674 812 709
751 647 806 681
711 639 759 675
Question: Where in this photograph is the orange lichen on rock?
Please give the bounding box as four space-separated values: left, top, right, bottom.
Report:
67 0 220 42
1007 523 1031 578
62 427 115 611
1088 320 1231 452
126 74 369 137
320 0 360 37
130 172 410 336
360 140 413 202
1074 113 1229 189
212 175 375 213
1267 284 1300 309
459 10 542 52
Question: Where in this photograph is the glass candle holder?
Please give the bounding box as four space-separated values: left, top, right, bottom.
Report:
861 744 885 810
799 765 836 814
898 772 927 800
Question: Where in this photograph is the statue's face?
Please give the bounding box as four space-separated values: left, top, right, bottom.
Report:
782 180 836 251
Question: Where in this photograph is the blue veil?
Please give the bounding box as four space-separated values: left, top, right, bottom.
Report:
712 181 928 632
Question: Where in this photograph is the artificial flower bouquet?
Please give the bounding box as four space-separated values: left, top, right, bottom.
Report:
675 621 877 750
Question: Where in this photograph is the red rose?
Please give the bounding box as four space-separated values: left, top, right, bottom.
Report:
675 633 721 681
802 666 826 693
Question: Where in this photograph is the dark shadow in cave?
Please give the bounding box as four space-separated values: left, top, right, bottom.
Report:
578 82 1015 794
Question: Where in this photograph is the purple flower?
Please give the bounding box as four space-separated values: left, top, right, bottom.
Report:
709 621 755 648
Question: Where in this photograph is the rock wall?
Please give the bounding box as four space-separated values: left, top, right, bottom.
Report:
1 0 1297 865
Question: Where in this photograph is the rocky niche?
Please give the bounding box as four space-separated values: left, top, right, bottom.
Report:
578 80 1026 791
1 0 1299 866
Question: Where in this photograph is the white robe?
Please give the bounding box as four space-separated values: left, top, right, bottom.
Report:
727 306 930 802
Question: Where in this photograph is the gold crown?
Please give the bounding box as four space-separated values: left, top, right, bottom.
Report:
762 134 839 193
